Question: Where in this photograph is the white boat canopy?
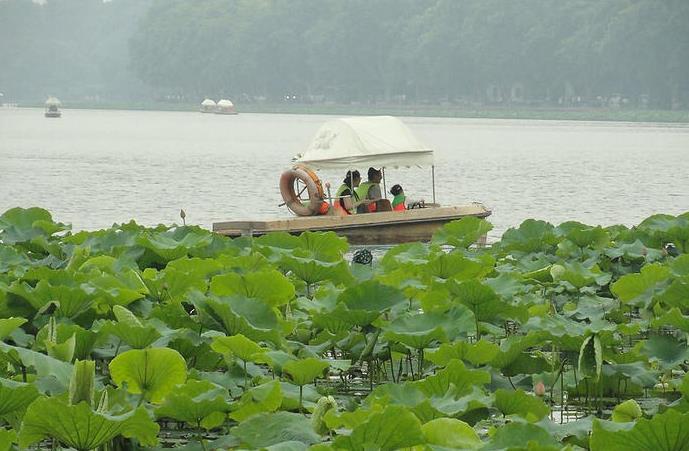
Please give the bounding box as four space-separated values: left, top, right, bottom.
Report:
217 99 234 107
201 98 216 106
45 96 61 106
294 116 434 170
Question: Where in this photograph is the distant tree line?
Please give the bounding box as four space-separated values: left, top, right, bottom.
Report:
2 0 688 109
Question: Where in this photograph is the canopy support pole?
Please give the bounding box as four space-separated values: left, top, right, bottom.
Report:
382 167 387 199
350 169 355 215
431 165 436 204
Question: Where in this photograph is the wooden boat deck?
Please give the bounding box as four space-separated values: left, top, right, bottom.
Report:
213 203 491 245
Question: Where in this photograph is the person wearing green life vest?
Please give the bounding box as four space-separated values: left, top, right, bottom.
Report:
390 184 406 211
334 170 361 215
356 167 383 213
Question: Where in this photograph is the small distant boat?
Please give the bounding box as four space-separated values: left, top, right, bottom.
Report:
213 116 491 245
200 98 216 113
215 99 238 115
44 96 62 118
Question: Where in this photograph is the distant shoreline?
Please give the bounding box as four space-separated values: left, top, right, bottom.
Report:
10 102 689 123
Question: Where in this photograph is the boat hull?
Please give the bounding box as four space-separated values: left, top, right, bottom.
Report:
213 204 491 245
44 112 61 118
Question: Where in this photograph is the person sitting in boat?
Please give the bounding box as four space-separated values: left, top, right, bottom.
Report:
390 184 406 211
356 167 384 213
334 170 361 215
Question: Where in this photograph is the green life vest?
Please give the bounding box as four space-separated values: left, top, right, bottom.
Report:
392 194 406 208
355 181 374 200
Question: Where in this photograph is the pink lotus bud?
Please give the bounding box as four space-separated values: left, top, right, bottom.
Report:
534 381 546 396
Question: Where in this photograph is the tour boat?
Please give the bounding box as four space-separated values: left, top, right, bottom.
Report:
44 96 62 118
215 99 238 115
213 116 491 244
200 98 216 113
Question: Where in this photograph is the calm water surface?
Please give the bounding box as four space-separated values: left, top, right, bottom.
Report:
1 108 688 239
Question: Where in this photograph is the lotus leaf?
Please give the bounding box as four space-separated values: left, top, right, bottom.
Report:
383 306 475 350
425 339 500 366
611 399 642 422
210 269 295 307
0 428 16 451
431 216 493 248
423 252 495 281
109 347 187 402
590 409 689 451
230 380 282 421
611 263 671 308
0 379 40 416
414 359 490 397
155 379 230 429
204 294 282 344
338 280 405 312
421 417 481 449
0 342 73 391
136 226 214 263
651 307 689 332
638 213 689 252
380 242 431 271
231 411 321 448
0 207 67 246
641 335 689 371
0 244 30 273
578 334 602 381
494 388 550 421
211 333 265 363
19 398 159 449
0 318 26 341
333 405 425 450
280 255 352 287
483 422 561 450
99 306 162 349
500 219 558 254
283 357 329 386
68 359 95 406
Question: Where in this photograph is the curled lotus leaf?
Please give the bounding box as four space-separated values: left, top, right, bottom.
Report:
333 405 425 451
494 388 550 421
431 216 493 248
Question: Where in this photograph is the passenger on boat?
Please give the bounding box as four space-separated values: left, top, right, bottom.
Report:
390 184 406 211
334 170 361 215
356 167 383 213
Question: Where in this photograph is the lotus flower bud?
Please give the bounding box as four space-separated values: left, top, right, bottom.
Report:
534 381 546 396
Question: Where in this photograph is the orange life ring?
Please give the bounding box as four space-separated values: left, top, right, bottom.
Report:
279 165 326 216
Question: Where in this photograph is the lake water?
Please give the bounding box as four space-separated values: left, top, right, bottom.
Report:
1 108 688 239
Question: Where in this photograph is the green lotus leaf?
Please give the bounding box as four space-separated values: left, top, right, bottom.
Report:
231 411 321 448
611 399 642 423
19 397 159 450
109 347 187 403
211 333 265 362
637 213 689 252
136 226 214 263
431 216 493 248
0 244 30 273
485 271 528 300
0 318 26 341
0 428 16 451
283 357 329 386
603 362 659 389
564 295 619 322
414 359 490 397
383 306 475 350
230 380 282 422
142 264 210 304
35 323 98 361
578 334 602 381
550 261 611 289
655 277 689 310
425 339 500 367
338 280 405 312
641 335 689 371
450 279 526 327
99 306 162 349
483 422 561 450
155 379 230 429
499 219 558 254
605 239 664 262
380 242 431 271
333 405 425 450
68 360 95 406
0 207 67 245
495 388 550 421
651 307 689 332
670 254 689 276
590 409 689 451
45 333 75 362
559 222 610 249
0 378 40 416
280 255 352 286
6 279 93 318
256 231 347 262
0 342 73 391
423 252 495 281
422 417 481 449
611 263 671 308
210 269 295 307
490 331 550 369
204 295 282 344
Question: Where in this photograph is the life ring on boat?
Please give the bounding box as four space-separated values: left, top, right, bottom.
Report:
279 165 326 216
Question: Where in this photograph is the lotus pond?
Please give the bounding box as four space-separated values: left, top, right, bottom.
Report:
0 207 688 450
